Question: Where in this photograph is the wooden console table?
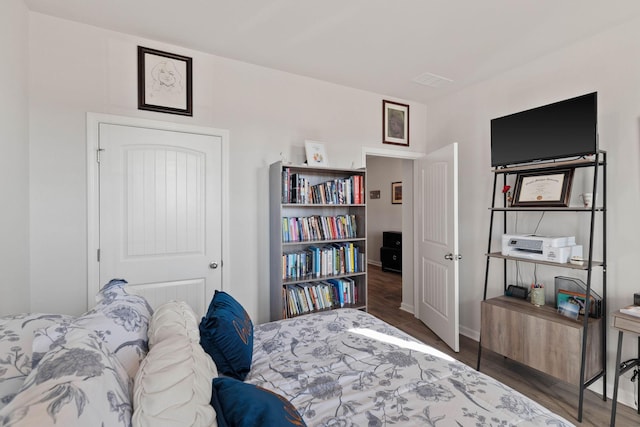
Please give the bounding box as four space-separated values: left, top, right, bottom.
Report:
481 296 602 385
610 310 640 427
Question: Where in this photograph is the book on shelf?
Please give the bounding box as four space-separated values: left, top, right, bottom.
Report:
620 305 640 318
282 215 358 242
281 167 364 205
283 279 358 317
282 243 363 281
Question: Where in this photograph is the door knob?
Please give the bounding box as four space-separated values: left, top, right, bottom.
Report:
209 262 219 269
444 253 462 261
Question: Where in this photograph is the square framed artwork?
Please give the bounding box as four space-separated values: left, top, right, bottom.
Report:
391 182 403 204
304 140 328 166
383 100 409 146
138 46 193 116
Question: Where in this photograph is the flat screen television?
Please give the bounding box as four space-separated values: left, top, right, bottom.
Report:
490 92 597 167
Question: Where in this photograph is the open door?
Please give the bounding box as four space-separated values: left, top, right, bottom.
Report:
415 143 460 351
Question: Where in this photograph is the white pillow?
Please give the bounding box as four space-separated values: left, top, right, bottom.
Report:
0 328 132 426
0 313 72 410
147 301 199 348
32 279 152 380
133 333 218 427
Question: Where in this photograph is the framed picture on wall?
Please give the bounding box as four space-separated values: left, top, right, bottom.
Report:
391 181 403 204
383 100 409 146
138 46 193 116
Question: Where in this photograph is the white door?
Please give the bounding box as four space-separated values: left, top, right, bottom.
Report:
416 143 460 351
98 123 222 316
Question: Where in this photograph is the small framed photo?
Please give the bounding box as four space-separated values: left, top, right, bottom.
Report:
138 46 193 116
512 169 574 207
304 140 328 166
391 182 403 204
557 300 580 320
383 100 409 146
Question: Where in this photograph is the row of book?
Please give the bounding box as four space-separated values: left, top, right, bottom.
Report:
284 278 358 317
282 168 364 205
282 214 358 243
283 242 363 280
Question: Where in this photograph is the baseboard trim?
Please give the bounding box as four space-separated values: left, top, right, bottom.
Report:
460 325 479 342
400 302 414 314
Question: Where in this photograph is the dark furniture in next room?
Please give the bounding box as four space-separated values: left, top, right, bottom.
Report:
380 231 402 273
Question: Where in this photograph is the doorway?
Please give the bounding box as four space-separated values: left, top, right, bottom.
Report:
363 148 422 314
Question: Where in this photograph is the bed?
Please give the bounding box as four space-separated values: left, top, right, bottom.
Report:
246 308 575 426
0 281 575 427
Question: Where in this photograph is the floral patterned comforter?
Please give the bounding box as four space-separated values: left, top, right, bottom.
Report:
245 309 575 427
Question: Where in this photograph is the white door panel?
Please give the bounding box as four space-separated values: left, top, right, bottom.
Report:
416 143 459 352
99 123 222 316
130 279 207 316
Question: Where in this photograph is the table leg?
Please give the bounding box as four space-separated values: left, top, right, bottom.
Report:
610 330 623 427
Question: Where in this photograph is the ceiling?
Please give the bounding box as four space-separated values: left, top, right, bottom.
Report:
23 0 640 104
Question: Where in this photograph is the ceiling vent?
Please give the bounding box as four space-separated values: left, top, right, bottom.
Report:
412 72 453 88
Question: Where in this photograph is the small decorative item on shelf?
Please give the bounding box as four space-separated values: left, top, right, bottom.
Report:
502 185 512 206
569 256 584 266
304 140 328 166
530 284 545 306
579 192 593 208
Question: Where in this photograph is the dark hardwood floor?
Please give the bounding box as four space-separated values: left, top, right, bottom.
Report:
367 264 638 427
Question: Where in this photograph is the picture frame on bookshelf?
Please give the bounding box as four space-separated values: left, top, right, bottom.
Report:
512 168 574 207
383 100 409 146
391 182 402 204
305 140 328 166
137 46 193 116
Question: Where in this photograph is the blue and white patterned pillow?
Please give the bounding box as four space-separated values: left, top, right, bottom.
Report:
32 279 153 380
0 328 132 426
0 313 72 410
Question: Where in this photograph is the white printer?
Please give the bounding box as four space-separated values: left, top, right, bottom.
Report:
501 234 582 263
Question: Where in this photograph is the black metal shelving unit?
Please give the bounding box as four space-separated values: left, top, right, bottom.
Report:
476 152 607 422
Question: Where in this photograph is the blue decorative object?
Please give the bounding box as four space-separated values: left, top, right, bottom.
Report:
199 291 253 381
210 377 306 427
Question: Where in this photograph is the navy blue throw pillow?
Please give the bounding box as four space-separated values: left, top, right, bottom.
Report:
199 291 253 381
210 377 306 427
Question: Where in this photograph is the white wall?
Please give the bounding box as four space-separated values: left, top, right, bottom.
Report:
26 12 428 321
425 16 640 407
365 156 403 264
0 0 30 315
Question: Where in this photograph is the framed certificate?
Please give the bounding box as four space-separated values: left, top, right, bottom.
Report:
512 169 574 207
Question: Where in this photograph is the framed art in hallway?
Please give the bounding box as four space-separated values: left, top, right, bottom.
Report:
382 100 409 146
138 46 193 116
391 181 402 204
